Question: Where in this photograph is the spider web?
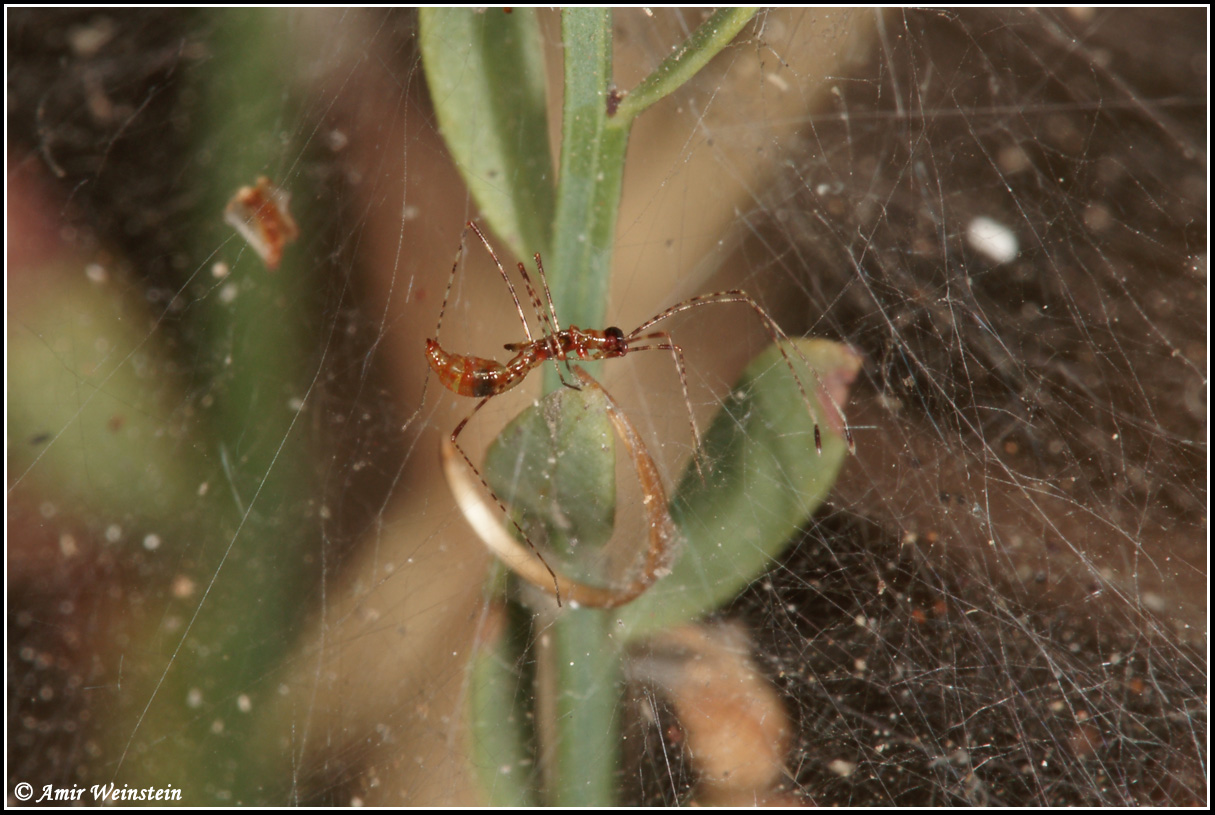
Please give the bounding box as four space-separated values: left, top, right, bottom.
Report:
7 8 1206 806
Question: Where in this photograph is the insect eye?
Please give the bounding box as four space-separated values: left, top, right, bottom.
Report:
605 326 626 352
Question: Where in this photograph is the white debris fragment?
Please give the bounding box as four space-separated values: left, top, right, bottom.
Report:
828 758 857 777
967 216 1019 264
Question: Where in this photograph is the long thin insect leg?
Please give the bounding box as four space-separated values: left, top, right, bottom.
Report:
515 260 578 389
518 251 582 391
434 224 472 342
405 224 480 432
622 333 705 480
467 221 534 343
512 263 556 335
467 223 577 390
528 251 575 389
530 251 562 334
629 290 853 453
450 395 563 606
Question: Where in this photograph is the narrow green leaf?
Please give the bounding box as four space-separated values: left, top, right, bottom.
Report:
609 8 759 127
420 8 554 259
616 339 863 640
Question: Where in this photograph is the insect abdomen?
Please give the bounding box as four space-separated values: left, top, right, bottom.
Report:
426 339 510 398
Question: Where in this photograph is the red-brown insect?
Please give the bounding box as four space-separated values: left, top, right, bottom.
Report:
424 222 851 605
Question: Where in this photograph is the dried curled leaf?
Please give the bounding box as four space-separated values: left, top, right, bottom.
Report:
629 621 795 804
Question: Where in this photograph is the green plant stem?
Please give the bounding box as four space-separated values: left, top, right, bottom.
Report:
547 8 624 372
546 608 623 806
100 9 319 802
540 10 621 805
541 8 762 806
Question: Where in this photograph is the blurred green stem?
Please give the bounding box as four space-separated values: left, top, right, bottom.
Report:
102 8 319 802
